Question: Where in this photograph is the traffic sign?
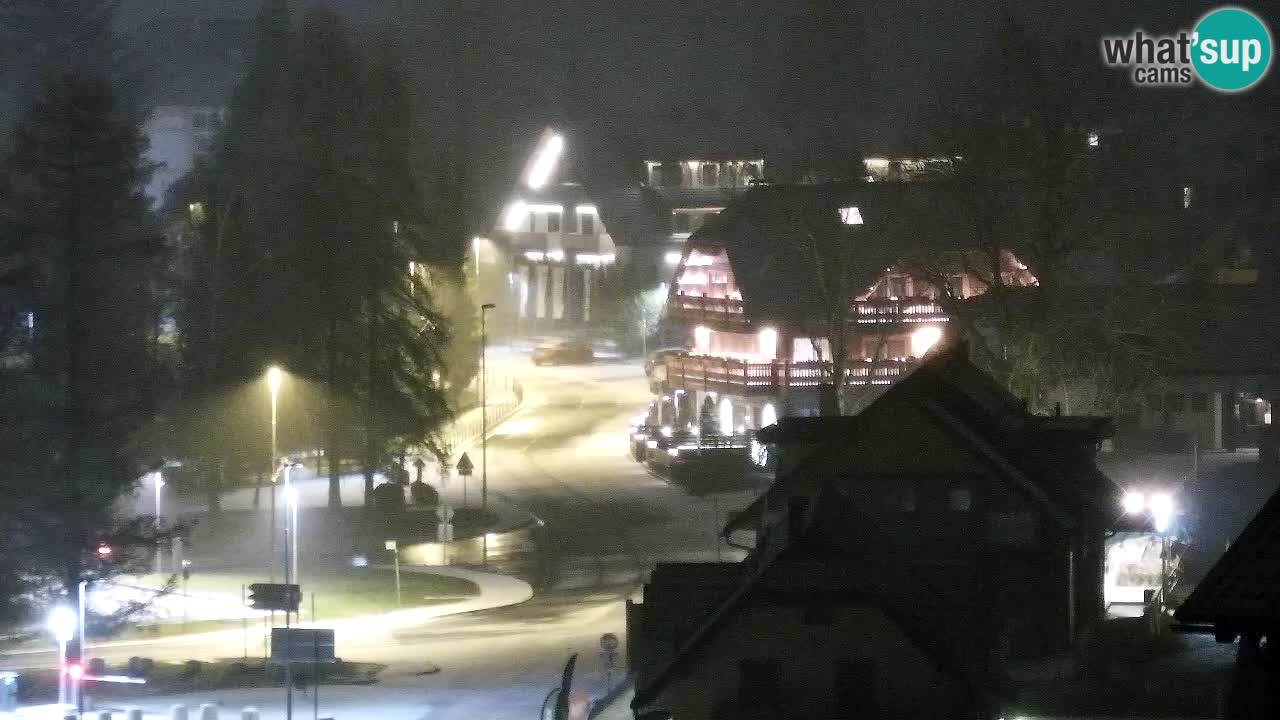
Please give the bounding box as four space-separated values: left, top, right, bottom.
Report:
599 632 619 653
456 452 474 476
437 522 455 542
270 628 335 663
435 503 455 522
248 583 301 612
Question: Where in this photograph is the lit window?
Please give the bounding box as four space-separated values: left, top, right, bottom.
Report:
947 484 973 512
1087 131 1100 148
838 206 864 225
579 213 595 235
1182 186 1193 209
547 212 560 233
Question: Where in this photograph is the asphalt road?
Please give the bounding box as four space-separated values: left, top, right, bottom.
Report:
3 346 759 719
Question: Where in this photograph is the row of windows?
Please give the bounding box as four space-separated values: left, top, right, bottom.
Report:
525 212 594 235
1147 392 1209 413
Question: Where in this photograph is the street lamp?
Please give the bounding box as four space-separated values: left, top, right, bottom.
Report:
480 303 496 511
282 461 303 589
153 471 165 574
266 366 284 583
48 606 75 705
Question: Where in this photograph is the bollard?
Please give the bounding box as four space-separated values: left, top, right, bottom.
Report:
241 708 260 720
127 709 144 720
171 704 189 720
199 703 219 720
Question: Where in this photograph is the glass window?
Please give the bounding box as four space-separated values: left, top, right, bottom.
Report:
661 162 683 187
579 213 594 235
1191 392 1207 412
547 212 560 233
947 484 973 512
699 162 719 187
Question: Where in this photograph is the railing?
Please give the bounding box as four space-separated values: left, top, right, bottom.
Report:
668 294 948 326
662 355 914 394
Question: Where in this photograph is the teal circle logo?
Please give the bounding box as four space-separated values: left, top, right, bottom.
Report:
1192 7 1273 92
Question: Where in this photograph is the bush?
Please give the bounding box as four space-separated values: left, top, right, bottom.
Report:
88 658 106 676
409 481 439 507
181 660 204 678
371 482 405 512
126 656 154 677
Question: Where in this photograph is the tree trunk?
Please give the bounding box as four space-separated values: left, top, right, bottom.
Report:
207 458 223 513
362 307 378 506
326 316 342 508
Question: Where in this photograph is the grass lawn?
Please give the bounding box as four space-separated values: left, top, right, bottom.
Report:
129 567 479 623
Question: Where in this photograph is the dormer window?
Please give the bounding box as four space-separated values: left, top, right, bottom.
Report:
838 206 864 225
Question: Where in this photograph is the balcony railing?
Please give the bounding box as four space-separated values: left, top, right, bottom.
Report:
661 355 914 395
669 294 747 325
668 294 949 326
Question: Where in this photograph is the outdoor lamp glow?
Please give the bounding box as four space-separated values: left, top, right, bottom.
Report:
1122 490 1146 515
48 605 76 643
1150 492 1175 533
266 366 284 394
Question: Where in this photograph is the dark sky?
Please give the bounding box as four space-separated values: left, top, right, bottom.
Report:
118 0 1214 149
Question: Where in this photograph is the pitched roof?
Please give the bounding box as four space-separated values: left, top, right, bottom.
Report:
730 343 1112 536
1174 482 1280 636
686 181 959 326
633 486 991 711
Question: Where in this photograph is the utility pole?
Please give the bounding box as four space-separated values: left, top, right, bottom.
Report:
480 303 495 510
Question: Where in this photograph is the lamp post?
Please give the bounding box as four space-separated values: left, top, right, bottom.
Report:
267 366 284 584
153 471 164 574
282 461 303 588
48 606 75 706
480 303 495 511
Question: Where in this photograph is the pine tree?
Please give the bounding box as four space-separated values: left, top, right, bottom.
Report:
0 65 166 609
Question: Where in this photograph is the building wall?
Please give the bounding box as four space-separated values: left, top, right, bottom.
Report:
144 105 221 207
654 601 962 720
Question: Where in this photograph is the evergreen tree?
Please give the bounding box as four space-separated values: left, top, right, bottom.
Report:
0 63 166 614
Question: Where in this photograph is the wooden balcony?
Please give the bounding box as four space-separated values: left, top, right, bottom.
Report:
667 293 949 327
660 355 915 396
668 294 748 326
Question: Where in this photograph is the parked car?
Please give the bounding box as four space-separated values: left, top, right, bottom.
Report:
645 347 690 377
532 338 594 365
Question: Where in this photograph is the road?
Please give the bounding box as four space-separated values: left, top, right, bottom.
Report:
3 345 758 719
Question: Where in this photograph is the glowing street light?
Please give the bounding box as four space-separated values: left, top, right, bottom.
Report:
525 132 564 189
1149 492 1175 534
1122 490 1146 516
48 605 75 705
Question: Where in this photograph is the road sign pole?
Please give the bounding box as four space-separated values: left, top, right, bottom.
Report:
285 511 293 720
313 604 319 720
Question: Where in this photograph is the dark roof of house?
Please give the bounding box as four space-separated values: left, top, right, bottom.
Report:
1175 481 1280 636
633 485 991 711
686 181 960 326
731 343 1113 535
